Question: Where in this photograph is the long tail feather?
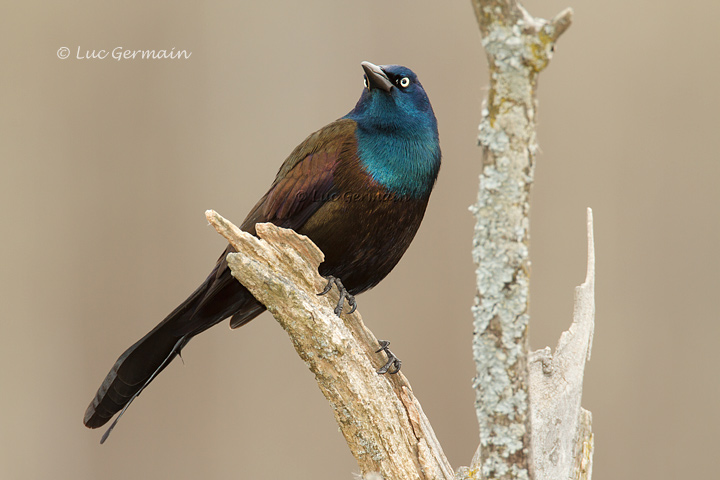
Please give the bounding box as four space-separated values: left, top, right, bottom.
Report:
83 249 265 441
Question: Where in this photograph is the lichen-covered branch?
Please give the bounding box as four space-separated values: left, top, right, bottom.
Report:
467 1 576 480
205 210 454 480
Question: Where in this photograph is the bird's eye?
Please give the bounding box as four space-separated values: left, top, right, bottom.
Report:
399 77 410 88
363 76 368 89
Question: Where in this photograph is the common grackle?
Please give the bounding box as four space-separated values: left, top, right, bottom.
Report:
84 61 441 442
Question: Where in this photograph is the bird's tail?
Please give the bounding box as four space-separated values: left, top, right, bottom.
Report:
83 247 265 442
83 318 190 442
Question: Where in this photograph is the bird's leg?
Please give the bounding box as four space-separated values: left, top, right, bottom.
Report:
318 276 357 316
316 279 398 373
375 340 402 375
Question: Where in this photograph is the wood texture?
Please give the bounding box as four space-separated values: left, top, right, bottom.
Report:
206 210 454 480
527 209 595 480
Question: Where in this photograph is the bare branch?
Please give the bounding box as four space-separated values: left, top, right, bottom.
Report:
528 209 595 480
548 8 574 42
205 210 454 480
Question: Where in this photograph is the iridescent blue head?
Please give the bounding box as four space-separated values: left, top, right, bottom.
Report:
344 62 441 199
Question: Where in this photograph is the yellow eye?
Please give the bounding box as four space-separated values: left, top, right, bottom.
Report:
399 77 410 88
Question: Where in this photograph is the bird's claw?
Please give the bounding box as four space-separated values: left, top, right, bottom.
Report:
318 276 357 316
375 340 401 375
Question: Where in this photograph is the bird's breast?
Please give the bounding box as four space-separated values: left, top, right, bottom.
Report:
298 157 431 295
353 127 440 199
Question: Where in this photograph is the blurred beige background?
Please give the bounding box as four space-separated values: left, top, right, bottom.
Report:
1 0 718 479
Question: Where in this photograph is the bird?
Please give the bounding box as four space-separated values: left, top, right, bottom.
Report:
84 61 441 442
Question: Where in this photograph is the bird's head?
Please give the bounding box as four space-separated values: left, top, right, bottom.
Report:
344 62 441 198
346 62 437 135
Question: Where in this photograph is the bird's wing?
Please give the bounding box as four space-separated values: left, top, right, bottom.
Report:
241 118 356 232
206 119 358 328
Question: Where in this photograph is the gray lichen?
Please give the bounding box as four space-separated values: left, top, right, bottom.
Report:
470 8 550 480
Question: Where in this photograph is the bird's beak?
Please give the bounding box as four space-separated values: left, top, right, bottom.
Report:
361 61 393 92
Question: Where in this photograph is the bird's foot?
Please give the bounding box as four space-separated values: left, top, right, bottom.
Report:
318 276 357 316
375 340 402 375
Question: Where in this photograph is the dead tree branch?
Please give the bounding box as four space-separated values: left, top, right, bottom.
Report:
206 210 454 480
527 209 595 480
